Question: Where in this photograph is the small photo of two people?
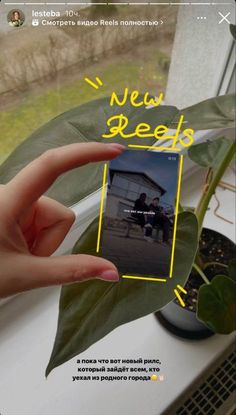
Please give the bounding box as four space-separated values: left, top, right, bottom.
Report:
102 150 180 277
132 192 172 246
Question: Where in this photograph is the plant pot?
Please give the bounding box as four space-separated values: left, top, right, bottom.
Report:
155 227 235 340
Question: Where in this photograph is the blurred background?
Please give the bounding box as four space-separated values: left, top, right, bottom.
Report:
0 3 177 163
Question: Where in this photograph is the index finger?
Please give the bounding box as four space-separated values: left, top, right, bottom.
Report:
6 142 125 215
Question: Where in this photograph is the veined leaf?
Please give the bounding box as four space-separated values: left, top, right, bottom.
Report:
228 259 236 282
197 275 236 334
188 137 235 169
46 211 198 376
171 94 235 130
0 97 178 206
230 24 236 40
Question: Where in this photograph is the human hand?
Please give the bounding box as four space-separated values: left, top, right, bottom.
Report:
0 142 124 298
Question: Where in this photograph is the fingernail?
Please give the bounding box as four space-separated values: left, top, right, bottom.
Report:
109 143 126 151
99 270 120 282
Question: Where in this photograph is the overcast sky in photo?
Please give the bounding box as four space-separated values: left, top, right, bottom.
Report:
109 150 180 205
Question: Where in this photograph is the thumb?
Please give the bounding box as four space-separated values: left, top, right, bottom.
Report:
16 254 120 293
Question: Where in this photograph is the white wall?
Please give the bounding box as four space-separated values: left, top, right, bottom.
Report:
165 3 235 109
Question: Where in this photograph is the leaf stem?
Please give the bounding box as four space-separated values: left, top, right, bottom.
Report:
193 263 210 285
203 261 228 270
195 139 236 234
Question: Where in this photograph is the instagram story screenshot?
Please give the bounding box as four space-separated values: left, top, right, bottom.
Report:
0 1 235 415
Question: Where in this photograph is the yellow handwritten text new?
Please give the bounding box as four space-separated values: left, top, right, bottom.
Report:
102 89 195 150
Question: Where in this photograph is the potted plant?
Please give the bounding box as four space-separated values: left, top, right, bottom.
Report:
156 135 236 339
158 23 236 340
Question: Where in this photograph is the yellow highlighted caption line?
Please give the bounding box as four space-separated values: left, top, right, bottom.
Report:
174 289 185 307
122 275 167 283
169 154 183 278
96 163 107 253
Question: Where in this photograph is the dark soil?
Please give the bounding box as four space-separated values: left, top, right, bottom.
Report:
174 228 236 312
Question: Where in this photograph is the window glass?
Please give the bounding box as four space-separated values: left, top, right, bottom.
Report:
0 4 178 164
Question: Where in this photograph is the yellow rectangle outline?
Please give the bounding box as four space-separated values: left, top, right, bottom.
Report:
96 162 107 253
122 275 167 282
96 154 184 282
169 154 183 278
174 289 185 307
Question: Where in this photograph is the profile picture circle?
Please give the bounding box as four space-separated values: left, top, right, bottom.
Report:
8 9 25 27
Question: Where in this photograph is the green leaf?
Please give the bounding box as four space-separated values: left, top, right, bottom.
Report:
230 24 236 40
179 203 195 213
171 94 236 130
188 137 235 169
197 275 236 334
228 259 236 282
46 211 198 376
0 97 178 206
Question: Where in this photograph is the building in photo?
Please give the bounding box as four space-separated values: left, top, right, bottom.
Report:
106 168 167 219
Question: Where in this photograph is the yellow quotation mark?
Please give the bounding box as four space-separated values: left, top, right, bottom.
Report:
84 77 103 90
